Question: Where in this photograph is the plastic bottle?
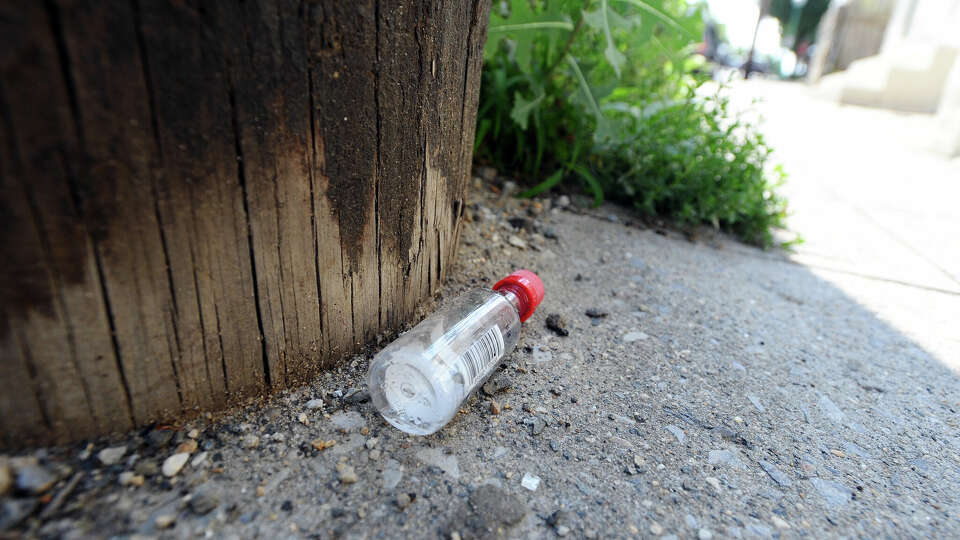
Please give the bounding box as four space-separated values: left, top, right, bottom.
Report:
368 269 545 435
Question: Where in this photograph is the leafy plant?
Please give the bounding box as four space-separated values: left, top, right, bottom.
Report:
475 0 790 247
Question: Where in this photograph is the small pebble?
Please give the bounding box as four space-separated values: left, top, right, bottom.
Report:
650 522 664 535
337 463 358 484
162 453 190 477
520 472 540 491
297 412 310 426
147 430 174 448
490 401 501 415
312 439 337 451
135 460 160 477
241 435 260 449
306 399 324 409
155 514 176 529
545 314 569 337
481 373 513 396
118 471 145 487
175 439 198 455
97 446 127 466
281 500 294 512
396 492 412 509
344 390 371 404
187 428 200 439
584 308 608 318
14 463 56 494
191 452 209 468
365 438 379 450
190 491 219 515
698 528 714 540
705 477 722 492
771 516 791 529
623 331 649 343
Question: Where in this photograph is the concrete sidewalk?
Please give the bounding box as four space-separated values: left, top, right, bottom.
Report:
3 82 959 539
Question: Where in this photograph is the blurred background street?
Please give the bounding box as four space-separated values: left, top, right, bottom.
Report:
727 78 960 368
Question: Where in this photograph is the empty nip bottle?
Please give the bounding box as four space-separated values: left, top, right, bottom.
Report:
369 269 544 435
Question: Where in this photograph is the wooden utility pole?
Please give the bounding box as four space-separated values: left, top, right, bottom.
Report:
0 0 490 446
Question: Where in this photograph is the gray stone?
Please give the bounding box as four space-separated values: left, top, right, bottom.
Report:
481 372 512 396
189 490 219 515
546 314 569 336
305 398 324 409
747 395 765 413
396 492 412 509
758 460 792 487
745 523 772 538
623 331 649 342
818 395 845 423
525 416 546 436
14 464 56 494
843 441 872 458
382 460 404 491
344 389 370 404
665 425 686 443
698 529 714 540
468 484 527 532
134 459 160 477
708 450 744 470
147 429 174 448
810 478 853 506
331 411 366 431
0 499 38 531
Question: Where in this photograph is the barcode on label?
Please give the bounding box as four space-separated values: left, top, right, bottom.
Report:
458 326 505 386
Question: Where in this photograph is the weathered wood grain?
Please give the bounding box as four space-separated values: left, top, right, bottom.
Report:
0 0 489 446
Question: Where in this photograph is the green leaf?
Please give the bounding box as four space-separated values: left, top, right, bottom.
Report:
583 0 626 78
609 0 694 38
485 0 575 73
487 21 575 32
571 165 604 206
509 90 545 130
517 169 565 198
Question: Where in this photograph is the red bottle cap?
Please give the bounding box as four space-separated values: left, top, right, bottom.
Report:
493 269 544 322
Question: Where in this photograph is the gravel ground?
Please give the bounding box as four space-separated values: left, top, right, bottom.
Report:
3 85 960 539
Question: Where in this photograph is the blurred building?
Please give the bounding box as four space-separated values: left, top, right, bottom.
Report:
810 0 960 156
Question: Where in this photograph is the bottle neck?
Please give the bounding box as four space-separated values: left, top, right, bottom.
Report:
496 288 524 316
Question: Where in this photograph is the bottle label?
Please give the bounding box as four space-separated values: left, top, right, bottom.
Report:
458 326 504 387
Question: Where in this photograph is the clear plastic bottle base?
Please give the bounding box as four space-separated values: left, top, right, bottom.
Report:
368 270 544 435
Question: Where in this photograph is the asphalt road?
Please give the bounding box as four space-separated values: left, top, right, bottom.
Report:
2 81 958 540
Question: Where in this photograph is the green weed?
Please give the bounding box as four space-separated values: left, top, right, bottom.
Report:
476 0 790 247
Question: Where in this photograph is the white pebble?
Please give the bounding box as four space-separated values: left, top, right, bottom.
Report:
520 472 540 491
97 446 127 466
162 453 190 477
